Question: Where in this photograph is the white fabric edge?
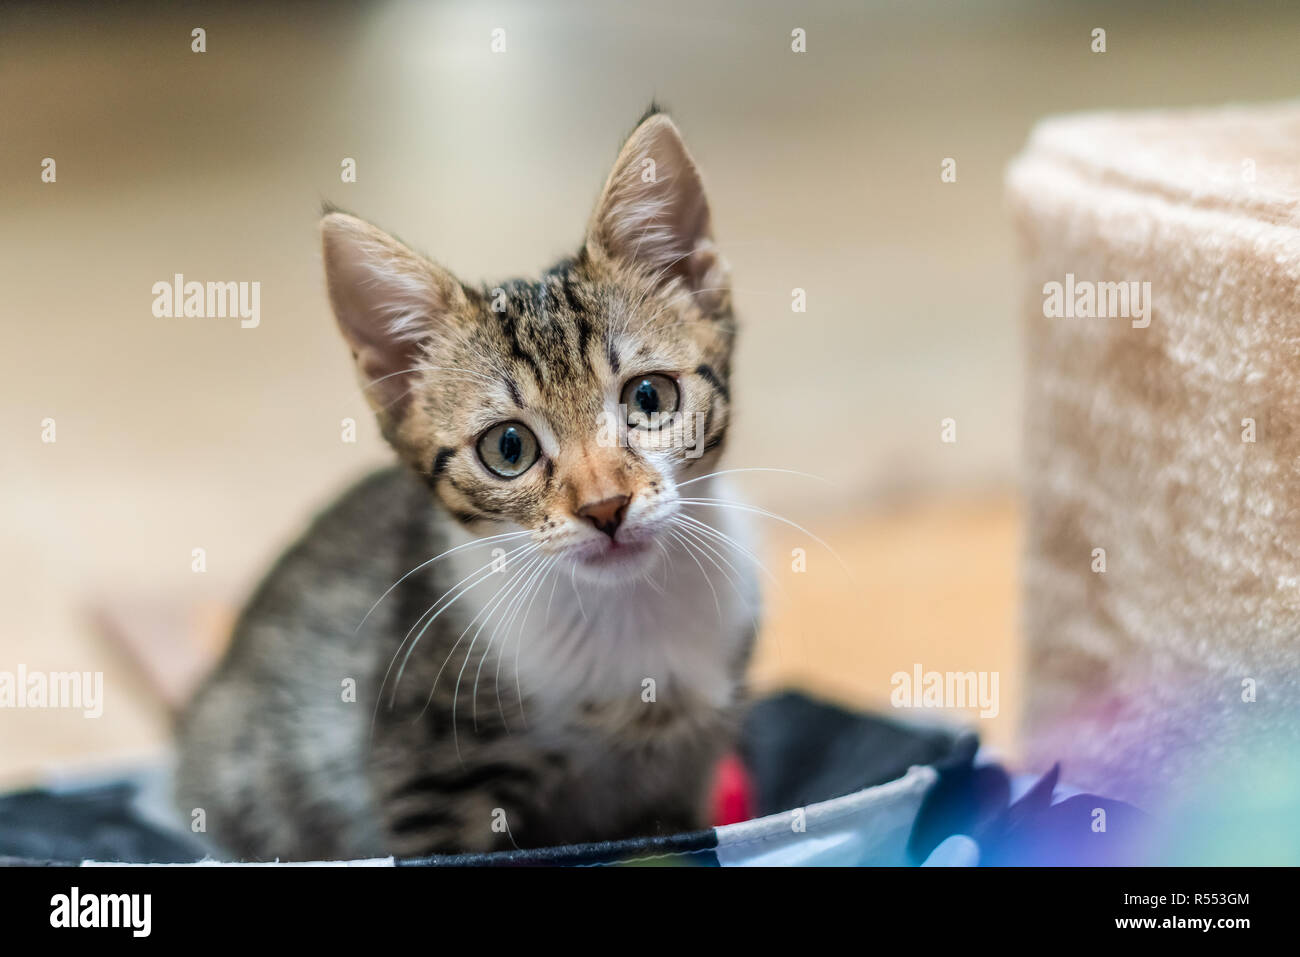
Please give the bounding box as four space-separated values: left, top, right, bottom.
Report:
713 764 939 866
82 857 397 867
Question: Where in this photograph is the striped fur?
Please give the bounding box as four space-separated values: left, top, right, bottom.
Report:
175 109 757 859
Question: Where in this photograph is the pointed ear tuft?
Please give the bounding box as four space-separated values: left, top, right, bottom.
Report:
635 100 667 126
320 213 467 414
585 113 728 311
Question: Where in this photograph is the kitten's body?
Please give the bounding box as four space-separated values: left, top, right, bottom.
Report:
178 467 755 859
176 109 759 859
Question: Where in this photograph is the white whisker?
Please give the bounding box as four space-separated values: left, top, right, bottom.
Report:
570 561 587 621
388 542 538 711
475 552 552 731
678 498 853 579
372 538 536 732
675 513 781 591
671 520 767 662
441 552 544 760
666 527 721 622
495 555 559 731
675 466 833 490
357 529 530 633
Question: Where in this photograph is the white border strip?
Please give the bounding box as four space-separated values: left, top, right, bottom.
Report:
713 764 938 866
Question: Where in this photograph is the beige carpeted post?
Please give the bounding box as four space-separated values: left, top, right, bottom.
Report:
1007 103 1300 806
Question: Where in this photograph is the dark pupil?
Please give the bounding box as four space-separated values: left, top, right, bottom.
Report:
499 428 522 465
634 380 659 414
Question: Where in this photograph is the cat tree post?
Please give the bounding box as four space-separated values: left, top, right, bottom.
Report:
1006 103 1300 806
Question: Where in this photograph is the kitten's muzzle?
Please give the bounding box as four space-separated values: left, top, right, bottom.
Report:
577 494 630 539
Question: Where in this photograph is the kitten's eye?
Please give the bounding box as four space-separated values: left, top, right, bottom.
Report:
476 422 539 478
621 373 679 428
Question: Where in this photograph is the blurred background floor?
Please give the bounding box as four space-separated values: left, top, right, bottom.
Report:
4 0 1299 786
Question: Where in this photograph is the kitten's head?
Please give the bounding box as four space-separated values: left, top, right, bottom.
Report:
321 109 734 583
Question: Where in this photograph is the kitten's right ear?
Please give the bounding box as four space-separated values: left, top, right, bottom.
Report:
320 212 468 414
584 111 728 314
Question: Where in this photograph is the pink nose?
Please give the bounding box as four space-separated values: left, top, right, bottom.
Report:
577 494 630 539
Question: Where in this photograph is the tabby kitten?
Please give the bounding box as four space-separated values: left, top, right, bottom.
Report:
175 108 758 860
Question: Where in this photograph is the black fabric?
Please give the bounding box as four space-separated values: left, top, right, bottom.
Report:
0 781 206 865
740 690 976 815
398 828 718 867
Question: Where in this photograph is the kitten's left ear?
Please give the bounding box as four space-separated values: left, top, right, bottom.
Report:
585 111 729 313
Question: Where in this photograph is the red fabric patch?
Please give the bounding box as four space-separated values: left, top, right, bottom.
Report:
710 753 756 826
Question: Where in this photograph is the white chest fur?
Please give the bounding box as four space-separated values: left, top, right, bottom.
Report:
441 478 759 730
